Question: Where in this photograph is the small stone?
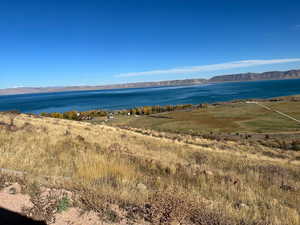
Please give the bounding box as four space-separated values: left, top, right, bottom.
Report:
8 187 17 195
271 199 279 205
6 183 21 194
235 202 249 210
239 203 249 209
137 183 147 192
203 170 214 176
234 201 249 210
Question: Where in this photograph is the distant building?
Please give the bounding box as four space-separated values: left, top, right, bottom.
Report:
107 113 114 119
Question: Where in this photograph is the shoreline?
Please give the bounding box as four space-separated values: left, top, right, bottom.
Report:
1 78 300 114
1 68 300 96
1 77 299 97
1 92 300 115
36 94 300 119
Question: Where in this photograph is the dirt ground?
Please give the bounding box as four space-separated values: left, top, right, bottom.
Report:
0 183 125 225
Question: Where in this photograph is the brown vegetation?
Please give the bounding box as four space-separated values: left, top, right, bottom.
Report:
0 112 299 224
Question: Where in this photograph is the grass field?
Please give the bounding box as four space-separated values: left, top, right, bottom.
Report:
0 112 300 224
106 100 300 134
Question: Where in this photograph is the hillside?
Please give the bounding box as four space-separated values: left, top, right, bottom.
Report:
1 69 300 95
0 112 299 224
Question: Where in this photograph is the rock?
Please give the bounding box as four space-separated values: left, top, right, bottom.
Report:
137 183 147 192
5 183 21 195
202 170 214 176
271 199 279 205
8 187 17 195
239 203 249 209
234 201 249 210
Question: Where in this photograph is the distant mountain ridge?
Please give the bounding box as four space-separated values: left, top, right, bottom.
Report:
209 69 300 82
0 79 206 96
1 69 300 95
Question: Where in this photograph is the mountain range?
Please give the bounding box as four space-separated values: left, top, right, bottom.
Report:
1 69 300 95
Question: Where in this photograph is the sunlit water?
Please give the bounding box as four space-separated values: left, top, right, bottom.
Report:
1 79 300 114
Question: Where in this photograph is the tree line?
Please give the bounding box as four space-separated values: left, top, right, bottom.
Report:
40 103 207 120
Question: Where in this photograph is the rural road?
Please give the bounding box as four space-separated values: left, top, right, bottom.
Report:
246 101 300 124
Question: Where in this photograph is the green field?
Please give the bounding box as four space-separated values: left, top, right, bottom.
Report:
105 100 300 135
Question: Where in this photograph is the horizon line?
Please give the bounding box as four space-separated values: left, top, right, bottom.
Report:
115 58 300 78
1 67 300 90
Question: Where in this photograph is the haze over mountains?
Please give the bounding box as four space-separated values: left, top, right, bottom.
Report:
1 69 300 96
209 69 300 82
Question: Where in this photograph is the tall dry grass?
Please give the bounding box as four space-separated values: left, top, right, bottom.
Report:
0 112 299 225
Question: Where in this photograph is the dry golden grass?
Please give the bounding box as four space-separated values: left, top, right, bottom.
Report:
0 112 300 225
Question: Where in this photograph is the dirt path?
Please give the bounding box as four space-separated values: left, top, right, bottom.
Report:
246 101 300 124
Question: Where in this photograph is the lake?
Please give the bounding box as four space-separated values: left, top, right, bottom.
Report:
1 79 300 114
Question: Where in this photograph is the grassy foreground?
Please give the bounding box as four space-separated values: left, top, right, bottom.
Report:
0 112 300 224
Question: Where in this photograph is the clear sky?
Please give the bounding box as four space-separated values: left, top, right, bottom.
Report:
1 0 300 89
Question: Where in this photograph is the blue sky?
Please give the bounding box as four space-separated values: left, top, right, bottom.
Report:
1 0 300 89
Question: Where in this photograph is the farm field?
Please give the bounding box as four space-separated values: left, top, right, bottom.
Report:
104 97 300 150
106 99 300 134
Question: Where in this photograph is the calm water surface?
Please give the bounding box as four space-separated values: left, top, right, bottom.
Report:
1 79 300 114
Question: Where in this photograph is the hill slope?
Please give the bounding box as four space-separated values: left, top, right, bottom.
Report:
0 113 299 224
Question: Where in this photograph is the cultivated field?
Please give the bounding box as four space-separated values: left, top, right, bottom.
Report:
0 112 300 224
106 98 300 133
105 96 300 150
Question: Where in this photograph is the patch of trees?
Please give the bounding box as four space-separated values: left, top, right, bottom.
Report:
118 104 203 116
40 110 108 120
40 103 207 120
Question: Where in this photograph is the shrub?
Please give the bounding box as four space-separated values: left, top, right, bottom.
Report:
104 209 120 223
63 111 78 120
57 196 70 213
50 112 63 119
291 140 300 151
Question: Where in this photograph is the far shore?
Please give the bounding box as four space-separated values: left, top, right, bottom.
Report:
1 68 300 96
25 94 300 117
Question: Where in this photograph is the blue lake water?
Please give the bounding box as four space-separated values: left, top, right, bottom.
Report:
1 79 300 114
